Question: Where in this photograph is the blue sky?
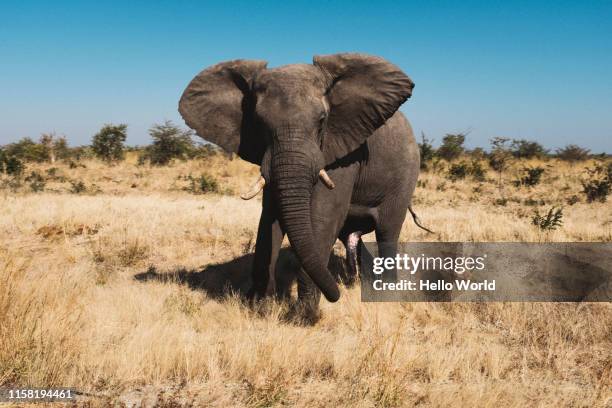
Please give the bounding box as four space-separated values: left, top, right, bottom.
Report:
1 1 611 152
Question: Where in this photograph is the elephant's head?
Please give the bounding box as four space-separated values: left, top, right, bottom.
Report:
179 53 414 302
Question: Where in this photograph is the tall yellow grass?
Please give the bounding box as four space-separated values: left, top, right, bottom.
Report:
0 153 610 406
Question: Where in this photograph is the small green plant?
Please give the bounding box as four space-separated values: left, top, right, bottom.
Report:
447 160 486 182
183 173 219 194
514 166 545 187
531 207 563 231
566 195 580 205
469 160 487 181
447 161 468 181
581 162 611 203
25 171 46 192
494 197 508 206
70 180 87 194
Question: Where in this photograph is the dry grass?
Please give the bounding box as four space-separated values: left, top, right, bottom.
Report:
0 153 610 407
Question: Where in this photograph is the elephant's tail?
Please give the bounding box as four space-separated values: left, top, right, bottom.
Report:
408 206 435 234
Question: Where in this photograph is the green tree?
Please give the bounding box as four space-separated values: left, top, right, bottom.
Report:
437 133 465 161
92 124 127 163
53 136 71 161
556 144 590 162
511 139 548 159
146 121 196 165
489 137 512 185
3 137 49 162
418 132 435 170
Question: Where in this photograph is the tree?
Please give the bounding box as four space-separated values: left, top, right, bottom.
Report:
556 144 590 162
146 121 196 165
418 132 435 170
3 137 49 162
511 139 548 159
39 133 56 163
53 136 70 161
92 124 127 163
437 133 465 161
489 137 512 185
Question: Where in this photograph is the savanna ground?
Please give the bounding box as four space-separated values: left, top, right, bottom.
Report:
1 152 610 407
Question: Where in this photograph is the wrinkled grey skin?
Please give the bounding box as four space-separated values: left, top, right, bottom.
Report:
179 53 420 315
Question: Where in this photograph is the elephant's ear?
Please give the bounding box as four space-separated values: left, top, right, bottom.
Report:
179 59 268 164
313 53 414 164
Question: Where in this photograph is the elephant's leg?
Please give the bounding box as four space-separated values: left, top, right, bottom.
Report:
339 231 363 287
248 187 285 300
374 202 409 284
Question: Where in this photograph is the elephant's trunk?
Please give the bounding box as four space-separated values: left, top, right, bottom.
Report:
271 130 340 303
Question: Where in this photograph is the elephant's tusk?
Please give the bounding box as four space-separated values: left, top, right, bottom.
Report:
240 176 266 200
319 169 335 190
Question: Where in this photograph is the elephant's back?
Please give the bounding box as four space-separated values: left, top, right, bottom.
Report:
351 111 420 206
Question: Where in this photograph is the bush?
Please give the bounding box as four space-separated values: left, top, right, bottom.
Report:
92 124 127 163
511 139 548 159
447 162 468 181
447 160 486 182
531 207 563 231
3 137 49 162
514 166 545 187
556 144 590 162
147 121 196 165
70 180 87 194
5 157 24 176
469 160 487 181
182 174 219 194
25 171 45 192
581 162 611 203
437 133 465 161
418 133 435 170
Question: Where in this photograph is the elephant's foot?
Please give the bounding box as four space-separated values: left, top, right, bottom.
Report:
245 281 269 302
283 300 321 326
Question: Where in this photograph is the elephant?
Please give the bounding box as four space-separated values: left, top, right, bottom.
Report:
179 53 429 318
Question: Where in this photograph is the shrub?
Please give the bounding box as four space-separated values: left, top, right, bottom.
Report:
447 161 468 181
514 166 545 187
418 132 435 170
70 180 87 194
566 195 580 205
531 207 563 231
437 133 465 161
183 174 219 194
581 162 611 203
5 157 24 176
69 146 94 161
469 160 487 181
511 139 548 159
147 121 196 165
556 144 590 162
25 171 46 192
3 137 49 162
467 147 487 160
92 124 127 163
